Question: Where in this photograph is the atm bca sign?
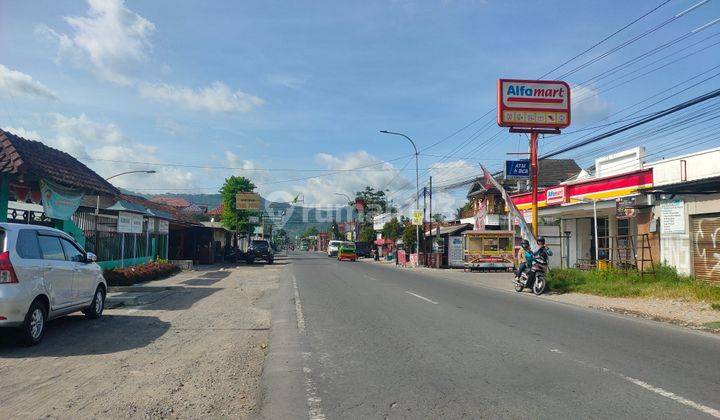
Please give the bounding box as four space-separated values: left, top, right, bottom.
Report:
497 79 571 129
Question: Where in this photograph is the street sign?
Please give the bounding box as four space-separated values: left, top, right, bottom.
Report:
505 159 530 180
497 79 571 129
248 216 260 224
411 210 423 226
235 192 261 210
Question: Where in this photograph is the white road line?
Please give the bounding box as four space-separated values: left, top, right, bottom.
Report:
364 274 379 281
405 291 439 305
549 349 720 418
302 352 326 420
292 275 305 333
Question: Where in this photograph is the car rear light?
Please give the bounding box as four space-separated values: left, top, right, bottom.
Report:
0 251 18 284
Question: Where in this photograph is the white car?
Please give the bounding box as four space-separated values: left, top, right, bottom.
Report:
327 240 343 257
0 223 106 346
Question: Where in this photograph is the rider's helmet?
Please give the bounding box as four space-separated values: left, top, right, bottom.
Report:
537 236 546 245
521 239 530 249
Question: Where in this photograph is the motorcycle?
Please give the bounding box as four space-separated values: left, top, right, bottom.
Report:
513 256 548 295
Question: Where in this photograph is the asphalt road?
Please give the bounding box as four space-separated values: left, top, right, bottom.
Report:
263 252 720 419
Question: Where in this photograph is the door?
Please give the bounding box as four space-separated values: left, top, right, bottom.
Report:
691 214 720 283
37 234 76 308
61 237 96 302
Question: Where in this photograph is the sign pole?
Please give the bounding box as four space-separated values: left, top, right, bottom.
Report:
530 132 539 237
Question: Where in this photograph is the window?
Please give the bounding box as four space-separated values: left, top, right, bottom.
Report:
16 230 42 259
38 235 65 261
61 238 85 262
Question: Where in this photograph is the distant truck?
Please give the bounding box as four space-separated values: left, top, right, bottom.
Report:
354 241 372 258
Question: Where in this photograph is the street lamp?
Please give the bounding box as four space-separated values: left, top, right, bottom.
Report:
575 197 600 264
98 170 157 214
379 130 420 262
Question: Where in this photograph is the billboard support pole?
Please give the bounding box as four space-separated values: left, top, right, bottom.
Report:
530 132 539 237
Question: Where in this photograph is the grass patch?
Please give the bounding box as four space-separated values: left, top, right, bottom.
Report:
546 265 720 305
703 321 720 330
712 303 720 311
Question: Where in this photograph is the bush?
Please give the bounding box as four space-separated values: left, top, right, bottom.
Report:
546 265 720 305
104 261 181 287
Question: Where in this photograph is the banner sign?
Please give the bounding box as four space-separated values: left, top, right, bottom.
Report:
497 79 571 129
505 160 530 180
411 210 423 226
448 236 464 267
481 165 539 251
235 192 261 210
248 216 260 224
616 197 637 219
118 211 143 234
545 186 566 205
40 179 84 221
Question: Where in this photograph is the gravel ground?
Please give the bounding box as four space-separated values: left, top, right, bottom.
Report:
0 260 284 419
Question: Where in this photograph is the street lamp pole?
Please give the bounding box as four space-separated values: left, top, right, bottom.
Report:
98 170 157 214
380 130 420 262
334 192 356 241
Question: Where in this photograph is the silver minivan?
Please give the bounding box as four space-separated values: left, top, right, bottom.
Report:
0 223 106 345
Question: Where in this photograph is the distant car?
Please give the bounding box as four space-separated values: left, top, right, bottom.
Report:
354 241 372 258
337 242 357 262
327 240 343 257
0 223 106 346
245 239 274 264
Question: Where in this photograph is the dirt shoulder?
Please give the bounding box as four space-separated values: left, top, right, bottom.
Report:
361 259 720 332
0 259 285 419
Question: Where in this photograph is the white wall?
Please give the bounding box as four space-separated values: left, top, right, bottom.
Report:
649 147 720 186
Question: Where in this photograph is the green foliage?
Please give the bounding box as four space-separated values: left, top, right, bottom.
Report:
432 213 446 223
219 176 256 232
382 217 403 241
546 265 720 305
710 303 720 311
455 201 473 219
104 262 181 286
300 226 319 238
359 225 375 243
354 186 389 215
330 222 341 240
402 224 417 252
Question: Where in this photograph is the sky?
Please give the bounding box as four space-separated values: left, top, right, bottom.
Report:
1 0 719 216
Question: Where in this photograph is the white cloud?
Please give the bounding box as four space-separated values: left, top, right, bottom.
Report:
266 73 306 89
156 117 184 135
1 126 42 140
38 0 155 85
41 113 195 191
139 81 264 113
571 85 611 125
0 64 57 100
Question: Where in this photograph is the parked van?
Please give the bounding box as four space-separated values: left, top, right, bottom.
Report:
0 223 107 345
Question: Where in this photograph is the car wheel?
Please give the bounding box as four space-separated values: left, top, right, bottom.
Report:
20 299 47 346
84 286 105 319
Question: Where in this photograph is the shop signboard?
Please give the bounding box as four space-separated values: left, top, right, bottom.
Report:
411 210 423 226
497 79 571 129
248 216 260 224
235 192 261 210
158 219 169 234
504 159 530 180
118 212 143 234
545 186 566 205
616 197 637 219
660 200 685 234
448 236 464 267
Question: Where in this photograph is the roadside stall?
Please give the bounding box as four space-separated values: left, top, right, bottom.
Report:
462 230 515 272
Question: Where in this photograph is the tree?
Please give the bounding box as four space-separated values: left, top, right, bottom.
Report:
220 176 257 232
359 225 375 243
455 201 473 219
432 213 446 223
402 224 417 253
300 226 319 238
382 217 403 242
353 186 390 227
330 221 341 240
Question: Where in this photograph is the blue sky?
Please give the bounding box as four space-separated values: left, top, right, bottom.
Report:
1 0 719 214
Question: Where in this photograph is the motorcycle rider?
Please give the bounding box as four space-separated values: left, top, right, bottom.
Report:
514 239 533 281
534 236 553 263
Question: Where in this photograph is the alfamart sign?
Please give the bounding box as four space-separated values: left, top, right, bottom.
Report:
497 79 571 129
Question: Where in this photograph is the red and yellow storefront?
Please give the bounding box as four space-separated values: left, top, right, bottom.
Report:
510 169 656 268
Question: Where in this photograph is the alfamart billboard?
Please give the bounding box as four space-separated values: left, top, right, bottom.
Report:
497 79 571 129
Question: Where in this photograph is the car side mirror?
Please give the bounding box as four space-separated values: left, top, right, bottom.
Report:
85 252 98 263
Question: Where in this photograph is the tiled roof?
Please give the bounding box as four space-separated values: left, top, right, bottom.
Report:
150 196 192 208
0 129 120 196
122 194 200 225
208 204 224 215
538 159 581 187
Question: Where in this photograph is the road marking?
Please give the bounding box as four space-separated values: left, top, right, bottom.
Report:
405 291 438 305
364 274 379 281
549 349 720 418
292 275 305 333
302 352 326 420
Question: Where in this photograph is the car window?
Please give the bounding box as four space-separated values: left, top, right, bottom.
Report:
38 235 65 261
16 229 42 259
60 238 85 262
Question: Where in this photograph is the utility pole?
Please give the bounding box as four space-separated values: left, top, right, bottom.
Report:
530 132 539 237
429 176 433 268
